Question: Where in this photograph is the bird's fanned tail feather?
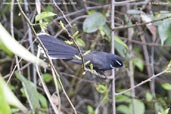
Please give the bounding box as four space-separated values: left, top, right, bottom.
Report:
38 33 79 59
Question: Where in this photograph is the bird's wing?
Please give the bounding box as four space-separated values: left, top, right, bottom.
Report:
38 33 78 59
84 51 107 70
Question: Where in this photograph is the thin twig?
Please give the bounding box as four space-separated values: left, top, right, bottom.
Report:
111 0 116 114
127 4 135 114
49 1 149 25
115 68 168 96
8 0 21 83
51 0 72 27
35 61 59 114
112 15 171 30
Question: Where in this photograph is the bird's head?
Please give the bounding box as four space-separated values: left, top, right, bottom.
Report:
110 55 123 68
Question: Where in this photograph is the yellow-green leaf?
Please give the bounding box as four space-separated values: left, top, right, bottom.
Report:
35 12 56 21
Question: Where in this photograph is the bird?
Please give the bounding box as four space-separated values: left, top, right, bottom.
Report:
38 33 123 71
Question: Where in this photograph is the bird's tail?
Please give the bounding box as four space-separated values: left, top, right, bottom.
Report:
38 33 79 59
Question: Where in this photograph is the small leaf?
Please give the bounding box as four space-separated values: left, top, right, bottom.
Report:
72 31 79 38
96 84 107 94
146 92 153 102
90 64 94 70
116 94 131 103
115 36 128 49
99 24 111 40
117 105 130 114
158 108 170 114
39 22 49 30
59 21 66 30
76 38 85 47
35 12 56 21
38 93 48 109
83 12 106 33
133 57 144 71
65 40 73 45
42 73 53 83
84 60 90 66
74 55 81 60
83 50 91 56
162 83 171 90
87 105 95 114
114 36 128 57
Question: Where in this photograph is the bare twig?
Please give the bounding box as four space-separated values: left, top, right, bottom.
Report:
8 0 21 83
49 1 149 25
115 68 168 96
127 4 135 114
51 0 72 27
111 0 116 114
112 15 171 30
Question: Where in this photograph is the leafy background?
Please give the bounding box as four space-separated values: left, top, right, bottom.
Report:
0 0 171 114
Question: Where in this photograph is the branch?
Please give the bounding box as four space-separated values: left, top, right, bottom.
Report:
115 68 169 96
112 15 171 30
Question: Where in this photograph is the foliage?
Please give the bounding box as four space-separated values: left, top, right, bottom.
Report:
0 0 171 114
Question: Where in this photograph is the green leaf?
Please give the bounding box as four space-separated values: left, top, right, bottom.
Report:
146 92 153 102
96 84 107 94
35 12 56 21
16 73 40 112
72 31 79 38
0 23 47 68
0 76 10 114
90 63 94 70
114 36 128 57
0 39 13 56
99 24 111 40
38 93 48 109
129 100 145 114
117 105 130 114
164 35 171 46
156 13 171 45
42 73 53 83
39 22 49 30
116 95 131 103
158 108 170 114
83 12 106 33
74 55 81 60
84 60 91 66
87 105 95 114
83 50 91 56
115 36 128 49
59 21 66 30
76 38 85 47
133 57 144 71
0 75 27 113
65 40 73 45
161 83 171 90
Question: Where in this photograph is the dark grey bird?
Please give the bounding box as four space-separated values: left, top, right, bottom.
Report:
38 33 123 71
